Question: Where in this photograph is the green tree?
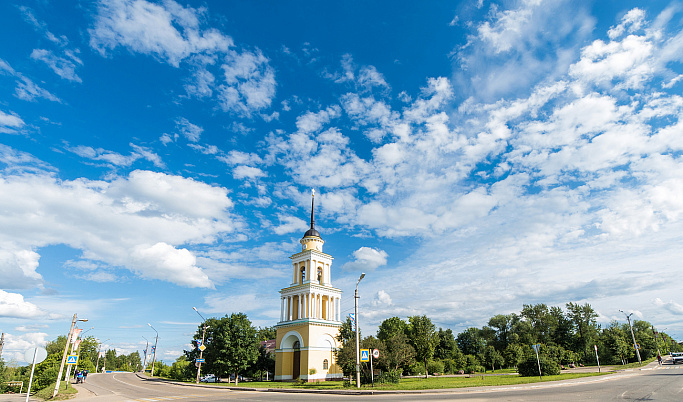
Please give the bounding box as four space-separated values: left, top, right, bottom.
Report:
382 331 415 373
192 313 259 384
483 345 504 372
334 318 358 377
457 327 486 358
503 343 524 368
488 314 518 350
377 317 408 343
256 326 277 342
168 356 190 380
406 315 437 379
566 302 599 360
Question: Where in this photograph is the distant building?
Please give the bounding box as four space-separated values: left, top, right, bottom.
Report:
260 339 276 354
274 191 343 381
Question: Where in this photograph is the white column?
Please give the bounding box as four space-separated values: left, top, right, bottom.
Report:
280 297 284 321
288 296 292 321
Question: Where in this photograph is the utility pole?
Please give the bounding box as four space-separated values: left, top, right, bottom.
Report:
0 332 5 359
193 307 208 384
95 339 109 373
53 314 87 398
619 310 641 365
355 273 365 389
148 323 158 377
142 336 149 373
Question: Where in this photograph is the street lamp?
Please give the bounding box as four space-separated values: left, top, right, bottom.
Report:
619 310 641 365
148 323 158 377
65 326 94 378
95 339 109 373
193 307 209 384
53 314 88 398
355 272 365 389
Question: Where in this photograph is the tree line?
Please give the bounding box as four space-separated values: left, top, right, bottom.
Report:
335 302 680 382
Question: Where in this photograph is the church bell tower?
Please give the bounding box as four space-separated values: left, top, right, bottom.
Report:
274 190 343 381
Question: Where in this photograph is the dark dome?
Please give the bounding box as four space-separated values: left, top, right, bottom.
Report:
303 228 320 238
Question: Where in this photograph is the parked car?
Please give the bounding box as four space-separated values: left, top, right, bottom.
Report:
200 374 218 383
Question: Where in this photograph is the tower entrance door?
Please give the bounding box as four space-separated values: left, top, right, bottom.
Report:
292 341 300 379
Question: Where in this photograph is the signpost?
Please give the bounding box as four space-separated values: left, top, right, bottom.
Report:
532 344 542 380
24 347 47 402
360 349 369 362
594 344 601 373
371 349 379 387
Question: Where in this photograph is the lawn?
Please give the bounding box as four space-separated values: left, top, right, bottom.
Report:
215 372 609 391
33 381 78 400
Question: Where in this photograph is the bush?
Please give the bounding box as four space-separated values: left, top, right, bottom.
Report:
517 356 561 377
377 369 401 384
426 360 444 375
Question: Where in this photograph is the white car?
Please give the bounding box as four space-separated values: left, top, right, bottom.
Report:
200 374 218 383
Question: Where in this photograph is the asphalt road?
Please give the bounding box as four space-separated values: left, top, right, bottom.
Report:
2 360 681 401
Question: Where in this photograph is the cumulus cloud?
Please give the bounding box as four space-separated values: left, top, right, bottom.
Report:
89 0 232 66
0 166 239 288
0 290 57 319
175 117 203 142
342 247 388 271
30 49 82 82
273 215 308 235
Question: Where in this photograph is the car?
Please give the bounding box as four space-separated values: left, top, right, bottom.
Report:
671 352 683 364
200 374 218 383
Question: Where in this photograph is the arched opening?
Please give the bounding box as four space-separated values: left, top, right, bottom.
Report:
323 359 329 370
292 340 301 380
300 267 306 284
317 267 322 284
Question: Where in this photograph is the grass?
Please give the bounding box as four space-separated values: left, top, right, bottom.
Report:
215 371 609 391
614 357 656 370
33 381 78 400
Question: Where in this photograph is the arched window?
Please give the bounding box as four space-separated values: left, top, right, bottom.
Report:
300 267 306 283
323 359 328 370
317 268 323 284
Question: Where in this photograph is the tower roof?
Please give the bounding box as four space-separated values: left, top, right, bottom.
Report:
303 190 321 238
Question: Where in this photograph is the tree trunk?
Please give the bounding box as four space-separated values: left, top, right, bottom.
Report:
234 372 238 385
424 359 428 379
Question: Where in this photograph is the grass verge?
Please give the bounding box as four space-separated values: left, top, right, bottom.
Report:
215 372 609 390
33 381 78 400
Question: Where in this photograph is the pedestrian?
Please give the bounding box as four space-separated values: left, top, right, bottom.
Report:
83 370 89 382
76 370 84 384
657 353 662 365
74 369 79 380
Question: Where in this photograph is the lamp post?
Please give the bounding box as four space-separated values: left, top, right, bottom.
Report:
193 307 208 384
619 310 641 365
65 326 93 379
95 339 109 373
53 314 87 398
141 336 149 373
148 323 158 377
355 272 365 389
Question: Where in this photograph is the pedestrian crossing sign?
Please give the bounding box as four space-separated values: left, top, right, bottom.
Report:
66 355 79 365
360 349 370 362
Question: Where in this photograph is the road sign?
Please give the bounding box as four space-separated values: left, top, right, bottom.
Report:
532 344 541 353
199 344 206 352
196 358 205 363
196 339 203 346
360 349 370 362
66 355 79 365
372 349 380 358
635 343 640 350
24 347 47 365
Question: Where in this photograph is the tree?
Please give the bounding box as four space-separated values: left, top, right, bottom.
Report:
434 328 460 361
483 345 504 372
457 327 486 359
406 315 437 378
382 331 415 373
503 343 524 368
334 318 358 377
377 317 408 343
566 302 598 360
488 314 518 350
186 313 259 384
256 326 277 342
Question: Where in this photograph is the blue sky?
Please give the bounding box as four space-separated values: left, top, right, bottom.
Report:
2 0 683 365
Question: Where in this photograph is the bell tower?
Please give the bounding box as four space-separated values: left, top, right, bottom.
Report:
274 190 343 381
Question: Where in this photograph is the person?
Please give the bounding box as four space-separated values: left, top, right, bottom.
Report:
73 369 79 379
83 370 89 382
657 353 662 365
76 370 84 384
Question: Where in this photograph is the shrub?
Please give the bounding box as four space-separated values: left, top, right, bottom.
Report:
377 369 401 384
426 360 444 375
517 357 561 377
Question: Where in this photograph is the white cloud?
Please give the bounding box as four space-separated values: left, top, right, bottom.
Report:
175 117 203 142
273 215 308 235
654 298 683 315
89 0 232 67
30 49 82 83
342 247 388 271
218 49 276 116
232 165 266 180
0 166 239 288
0 290 57 319
0 110 25 134
67 143 164 168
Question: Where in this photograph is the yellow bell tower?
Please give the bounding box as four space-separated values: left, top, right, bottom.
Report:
274 190 343 381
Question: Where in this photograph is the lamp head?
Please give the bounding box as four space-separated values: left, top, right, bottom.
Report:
193 307 198 312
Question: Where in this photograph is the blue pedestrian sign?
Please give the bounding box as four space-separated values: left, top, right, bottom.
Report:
360 349 370 362
66 355 79 365
196 358 205 363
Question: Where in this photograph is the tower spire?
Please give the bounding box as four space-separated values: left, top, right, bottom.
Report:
310 189 315 230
